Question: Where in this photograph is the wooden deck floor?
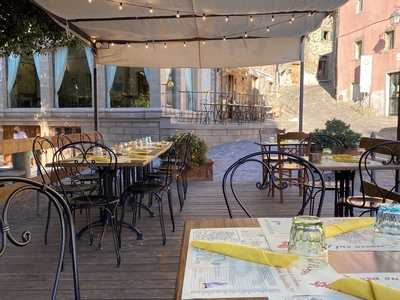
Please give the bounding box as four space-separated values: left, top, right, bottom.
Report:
0 180 336 300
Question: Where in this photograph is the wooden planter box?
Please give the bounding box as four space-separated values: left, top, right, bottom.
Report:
186 160 214 181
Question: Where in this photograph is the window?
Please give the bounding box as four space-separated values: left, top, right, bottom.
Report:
356 0 363 14
109 67 150 108
389 72 400 116
317 55 329 81
9 55 40 108
354 40 363 60
385 30 395 50
57 48 92 108
321 31 330 41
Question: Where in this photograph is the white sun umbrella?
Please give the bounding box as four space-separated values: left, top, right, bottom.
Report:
33 0 348 129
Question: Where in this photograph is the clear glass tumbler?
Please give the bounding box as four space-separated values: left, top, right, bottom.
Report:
374 203 400 235
288 216 327 257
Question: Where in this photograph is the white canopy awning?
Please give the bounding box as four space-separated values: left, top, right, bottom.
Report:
33 0 347 67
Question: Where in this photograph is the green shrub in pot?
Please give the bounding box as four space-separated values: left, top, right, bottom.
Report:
166 132 208 167
312 119 361 151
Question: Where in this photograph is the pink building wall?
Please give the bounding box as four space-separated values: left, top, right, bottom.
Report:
337 0 400 115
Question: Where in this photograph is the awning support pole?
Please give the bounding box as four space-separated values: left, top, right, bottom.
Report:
92 48 99 131
299 35 305 132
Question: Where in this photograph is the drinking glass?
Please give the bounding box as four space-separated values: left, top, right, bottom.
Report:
374 203 400 235
288 216 327 257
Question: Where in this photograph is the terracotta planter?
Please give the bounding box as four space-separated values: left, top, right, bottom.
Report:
186 160 214 181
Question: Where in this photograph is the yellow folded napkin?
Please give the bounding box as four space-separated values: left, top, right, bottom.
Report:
191 240 298 268
86 155 110 163
324 218 374 238
331 154 359 163
330 277 400 300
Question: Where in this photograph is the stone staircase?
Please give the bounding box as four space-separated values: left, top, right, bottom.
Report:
267 84 397 138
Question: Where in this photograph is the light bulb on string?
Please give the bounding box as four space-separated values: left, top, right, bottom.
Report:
110 42 115 47
163 42 167 48
202 14 207 21
266 26 270 32
271 15 275 22
183 41 187 47
88 0 92 3
145 42 149 49
249 16 254 22
290 15 295 23
149 7 154 14
223 36 227 41
225 16 229 22
308 11 313 17
127 42 131 47
176 11 180 18
202 40 206 45
118 2 123 10
244 32 248 38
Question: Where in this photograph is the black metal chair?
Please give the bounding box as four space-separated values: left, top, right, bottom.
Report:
52 141 121 266
340 141 400 216
121 142 176 245
222 151 325 218
0 177 80 300
175 133 192 211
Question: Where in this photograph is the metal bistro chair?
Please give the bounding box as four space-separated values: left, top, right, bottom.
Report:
121 142 177 245
340 140 400 216
222 151 325 218
0 177 80 300
53 141 121 266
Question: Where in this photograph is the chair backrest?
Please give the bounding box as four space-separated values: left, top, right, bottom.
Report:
56 134 74 148
358 141 400 205
94 131 105 144
277 131 311 157
309 133 345 152
0 177 80 299
32 136 57 185
222 151 325 218
52 141 117 199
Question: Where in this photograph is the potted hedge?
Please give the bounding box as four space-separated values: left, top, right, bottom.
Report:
312 119 362 154
167 132 213 181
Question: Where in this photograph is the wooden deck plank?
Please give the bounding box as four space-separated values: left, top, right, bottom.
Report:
0 181 337 300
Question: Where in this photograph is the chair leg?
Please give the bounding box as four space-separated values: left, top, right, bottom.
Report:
167 189 175 232
156 194 167 245
176 176 184 211
44 200 52 245
109 207 121 267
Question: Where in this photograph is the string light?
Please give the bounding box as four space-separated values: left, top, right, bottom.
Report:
271 15 275 22
149 7 154 13
249 16 254 22
290 14 295 23
118 2 123 10
225 16 229 22
127 42 131 47
183 41 187 47
308 11 313 16
163 42 167 48
244 32 248 38
145 42 149 49
202 40 206 45
223 36 227 41
202 14 207 21
266 26 270 32
176 11 180 18
110 42 115 47
88 0 92 3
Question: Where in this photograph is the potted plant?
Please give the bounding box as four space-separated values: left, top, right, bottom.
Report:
312 119 362 154
166 132 213 181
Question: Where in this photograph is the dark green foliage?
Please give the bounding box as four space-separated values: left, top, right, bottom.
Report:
167 132 208 166
312 119 362 149
0 1 79 56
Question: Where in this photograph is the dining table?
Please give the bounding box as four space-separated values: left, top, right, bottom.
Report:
47 141 173 239
175 217 400 300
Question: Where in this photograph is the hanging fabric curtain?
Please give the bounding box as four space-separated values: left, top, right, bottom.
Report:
54 47 68 94
106 65 117 102
185 68 193 111
33 52 41 79
7 54 20 96
84 47 94 75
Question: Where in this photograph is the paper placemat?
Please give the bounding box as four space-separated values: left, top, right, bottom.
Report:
258 217 400 252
